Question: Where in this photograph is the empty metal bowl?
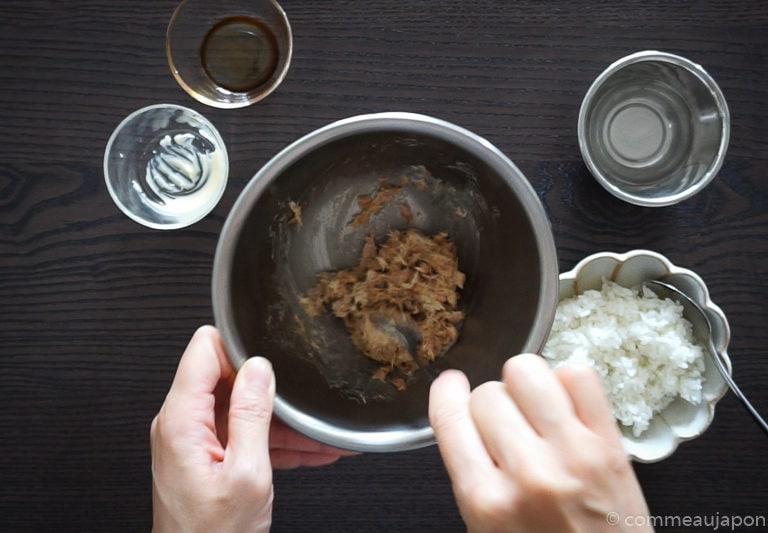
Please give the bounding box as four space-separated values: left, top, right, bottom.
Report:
578 51 730 206
212 112 559 452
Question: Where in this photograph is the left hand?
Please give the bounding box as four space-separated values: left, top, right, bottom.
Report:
150 325 355 533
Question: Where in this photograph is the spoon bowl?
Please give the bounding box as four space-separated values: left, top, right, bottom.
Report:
368 313 437 381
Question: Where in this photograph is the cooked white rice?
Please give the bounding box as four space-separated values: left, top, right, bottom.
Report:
542 280 705 437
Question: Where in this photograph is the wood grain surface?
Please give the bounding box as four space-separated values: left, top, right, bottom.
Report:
1 1 767 531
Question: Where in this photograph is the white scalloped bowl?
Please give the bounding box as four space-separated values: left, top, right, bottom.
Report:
556 250 731 462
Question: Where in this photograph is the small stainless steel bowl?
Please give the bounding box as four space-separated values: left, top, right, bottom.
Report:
578 51 730 206
212 112 559 452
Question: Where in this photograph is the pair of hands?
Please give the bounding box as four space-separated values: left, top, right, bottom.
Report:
151 326 651 532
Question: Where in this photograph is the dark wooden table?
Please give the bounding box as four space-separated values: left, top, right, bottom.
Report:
2 1 767 531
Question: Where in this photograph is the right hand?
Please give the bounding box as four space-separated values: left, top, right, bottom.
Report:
428 353 652 532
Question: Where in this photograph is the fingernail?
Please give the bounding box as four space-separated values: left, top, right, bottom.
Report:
242 356 274 394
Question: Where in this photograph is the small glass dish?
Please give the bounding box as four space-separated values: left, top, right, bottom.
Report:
553 250 730 463
166 0 293 109
104 103 229 229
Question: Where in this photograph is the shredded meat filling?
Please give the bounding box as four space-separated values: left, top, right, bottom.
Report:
301 229 465 385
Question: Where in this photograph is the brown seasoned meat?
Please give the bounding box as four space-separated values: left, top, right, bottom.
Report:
301 229 465 385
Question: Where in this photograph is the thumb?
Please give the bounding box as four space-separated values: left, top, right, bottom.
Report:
225 356 275 471
429 370 495 483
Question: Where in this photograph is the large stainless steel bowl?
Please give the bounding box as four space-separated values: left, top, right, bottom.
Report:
212 112 558 452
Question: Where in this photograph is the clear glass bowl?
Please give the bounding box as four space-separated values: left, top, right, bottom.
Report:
104 103 228 229
166 0 293 109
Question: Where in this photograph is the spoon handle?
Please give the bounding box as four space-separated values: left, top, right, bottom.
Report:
643 280 768 436
708 340 768 436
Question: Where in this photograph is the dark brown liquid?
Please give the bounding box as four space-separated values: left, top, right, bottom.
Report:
200 16 279 93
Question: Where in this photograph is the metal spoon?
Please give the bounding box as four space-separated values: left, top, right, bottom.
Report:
368 313 436 381
643 280 768 435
